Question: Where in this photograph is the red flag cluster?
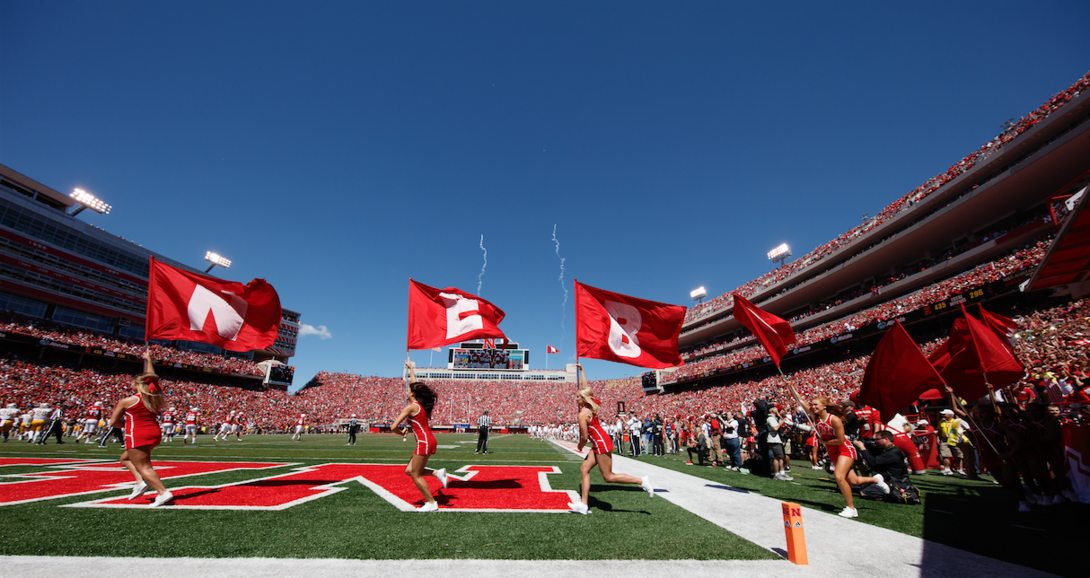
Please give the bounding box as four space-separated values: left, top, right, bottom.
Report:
858 321 945 420
405 279 685 370
860 304 1024 418
927 304 1023 401
146 257 282 352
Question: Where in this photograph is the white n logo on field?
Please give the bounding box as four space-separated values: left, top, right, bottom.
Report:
188 285 248 340
440 293 483 339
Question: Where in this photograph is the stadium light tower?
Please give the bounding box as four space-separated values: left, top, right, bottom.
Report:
690 286 707 303
204 252 231 273
767 243 792 268
68 188 112 216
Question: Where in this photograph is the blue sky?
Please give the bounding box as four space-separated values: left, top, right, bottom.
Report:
1 1 1088 386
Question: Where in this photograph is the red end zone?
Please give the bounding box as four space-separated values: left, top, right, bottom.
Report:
67 463 580 512
0 459 291 506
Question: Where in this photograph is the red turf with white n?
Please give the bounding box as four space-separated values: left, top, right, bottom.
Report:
67 463 579 511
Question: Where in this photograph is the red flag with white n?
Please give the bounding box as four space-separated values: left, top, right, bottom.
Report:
574 280 685 369
547 345 560 354
406 280 507 350
146 257 281 351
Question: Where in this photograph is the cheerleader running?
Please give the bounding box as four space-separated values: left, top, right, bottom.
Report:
391 361 448 512
568 364 653 515
109 350 173 507
808 397 888 518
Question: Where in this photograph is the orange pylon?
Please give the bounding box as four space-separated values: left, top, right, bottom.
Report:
781 502 808 565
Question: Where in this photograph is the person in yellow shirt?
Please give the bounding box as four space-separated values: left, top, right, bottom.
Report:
938 409 975 476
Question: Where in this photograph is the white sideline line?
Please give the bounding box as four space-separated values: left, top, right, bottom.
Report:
0 556 813 578
548 440 1057 578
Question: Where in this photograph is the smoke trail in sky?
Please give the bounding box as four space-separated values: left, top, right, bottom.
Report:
477 235 487 296
552 224 567 350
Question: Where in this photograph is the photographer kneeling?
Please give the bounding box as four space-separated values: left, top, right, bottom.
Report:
853 431 919 504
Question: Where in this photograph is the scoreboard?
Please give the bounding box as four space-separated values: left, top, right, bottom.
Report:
448 342 529 371
266 364 296 386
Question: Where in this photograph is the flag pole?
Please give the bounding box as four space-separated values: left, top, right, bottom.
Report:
778 365 817 431
573 278 579 388
946 384 1008 463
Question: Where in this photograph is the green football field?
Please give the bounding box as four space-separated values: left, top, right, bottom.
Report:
0 433 774 561
0 433 1082 577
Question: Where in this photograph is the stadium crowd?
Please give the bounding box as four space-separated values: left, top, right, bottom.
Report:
673 238 1049 382
4 290 1090 511
684 70 1090 325
0 311 263 376
5 295 1089 433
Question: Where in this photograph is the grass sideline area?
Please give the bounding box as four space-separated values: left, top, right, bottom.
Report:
621 445 1084 577
0 433 777 562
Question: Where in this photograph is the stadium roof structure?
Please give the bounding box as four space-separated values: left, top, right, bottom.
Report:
1024 177 1090 294
680 83 1090 349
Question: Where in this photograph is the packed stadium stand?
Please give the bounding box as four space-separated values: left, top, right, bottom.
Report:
0 162 301 388
667 69 1090 390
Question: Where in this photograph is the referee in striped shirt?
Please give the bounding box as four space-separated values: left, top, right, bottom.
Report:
475 410 492 454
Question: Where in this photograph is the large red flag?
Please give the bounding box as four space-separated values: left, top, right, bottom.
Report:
859 321 947 420
978 304 1018 354
927 305 1024 400
730 293 796 367
574 280 685 369
146 257 281 352
406 280 507 350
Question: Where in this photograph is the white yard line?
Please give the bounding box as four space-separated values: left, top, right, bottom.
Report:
550 439 1056 578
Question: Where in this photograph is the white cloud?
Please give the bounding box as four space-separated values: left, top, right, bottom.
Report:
299 323 332 340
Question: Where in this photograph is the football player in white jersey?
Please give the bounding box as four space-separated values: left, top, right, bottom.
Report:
183 407 199 444
214 411 236 441
160 407 177 442
233 411 244 441
292 414 306 441
18 409 32 441
77 401 104 443
30 403 51 443
0 403 18 442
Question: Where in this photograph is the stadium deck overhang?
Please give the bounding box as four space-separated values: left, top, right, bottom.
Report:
680 90 1090 348
1025 177 1090 295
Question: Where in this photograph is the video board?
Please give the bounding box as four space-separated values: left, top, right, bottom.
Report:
266 364 296 386
449 348 528 371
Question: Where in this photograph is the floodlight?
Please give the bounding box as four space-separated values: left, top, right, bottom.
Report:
767 243 790 260
767 243 792 268
69 188 112 216
690 286 707 302
204 252 232 273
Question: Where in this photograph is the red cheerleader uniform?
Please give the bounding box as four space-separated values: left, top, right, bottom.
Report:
124 394 161 450
586 412 614 454
816 413 857 461
409 402 437 456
